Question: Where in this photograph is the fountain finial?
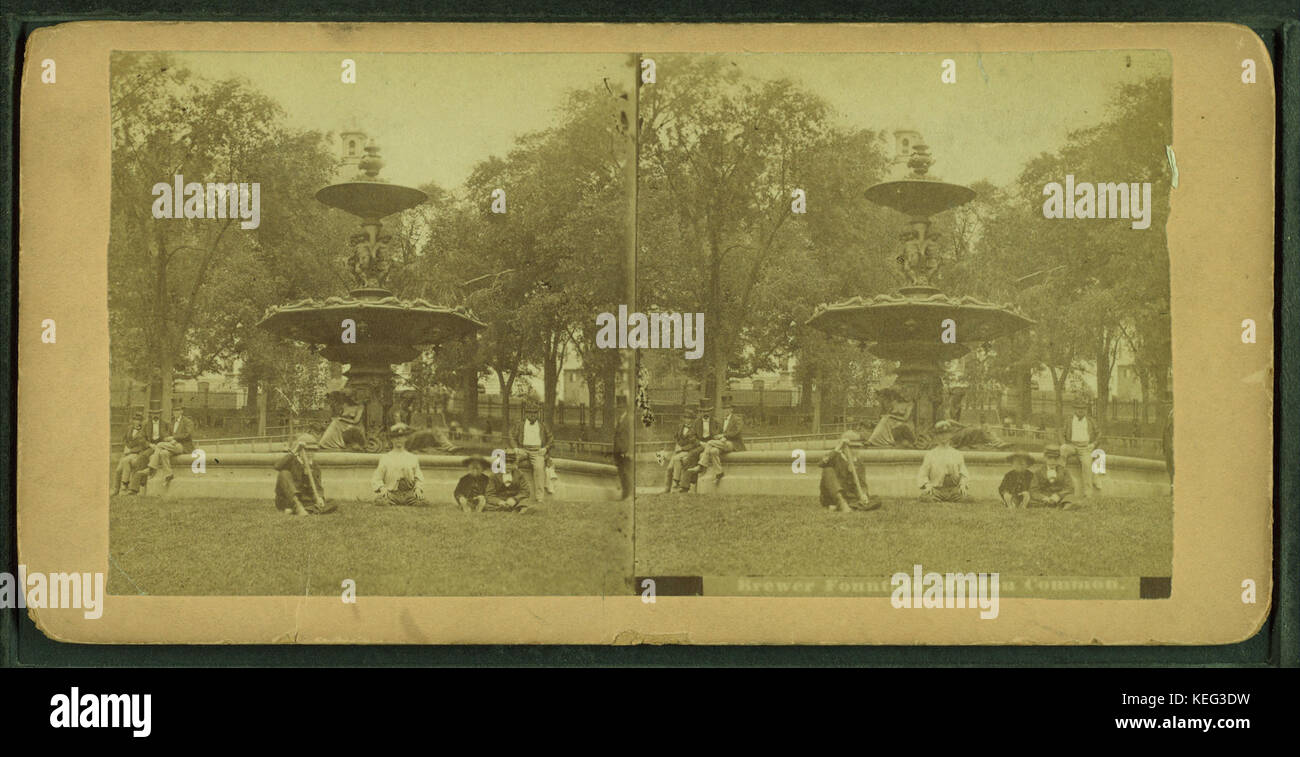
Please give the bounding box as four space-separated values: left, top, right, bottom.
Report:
907 143 934 178
357 140 386 181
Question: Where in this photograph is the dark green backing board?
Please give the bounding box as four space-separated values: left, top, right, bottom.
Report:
2 0 1296 667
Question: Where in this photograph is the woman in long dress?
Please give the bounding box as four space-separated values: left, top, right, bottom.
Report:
318 391 365 450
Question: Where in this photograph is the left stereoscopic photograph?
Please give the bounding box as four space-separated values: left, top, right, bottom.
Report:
107 51 636 596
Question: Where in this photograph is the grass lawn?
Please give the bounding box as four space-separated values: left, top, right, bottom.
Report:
634 493 1172 578
109 495 632 597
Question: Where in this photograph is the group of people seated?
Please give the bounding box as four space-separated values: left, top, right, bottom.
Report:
660 395 746 492
110 404 196 495
272 420 551 517
817 418 1082 512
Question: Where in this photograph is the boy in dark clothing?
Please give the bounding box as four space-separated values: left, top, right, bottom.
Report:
455 456 491 512
998 451 1034 509
273 434 334 515
819 431 881 513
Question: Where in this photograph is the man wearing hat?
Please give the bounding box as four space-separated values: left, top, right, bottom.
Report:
695 394 746 483
689 397 714 443
916 420 970 501
273 433 332 515
819 431 880 513
169 400 196 453
125 409 168 494
371 423 429 507
484 451 535 513
141 403 191 491
667 405 704 493
998 451 1035 509
1030 444 1075 509
454 456 491 512
112 411 150 495
510 400 553 502
1060 398 1102 499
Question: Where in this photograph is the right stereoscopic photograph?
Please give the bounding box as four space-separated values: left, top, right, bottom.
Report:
634 51 1174 599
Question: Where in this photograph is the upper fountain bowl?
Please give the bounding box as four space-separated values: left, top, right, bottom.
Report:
315 181 428 221
864 179 976 219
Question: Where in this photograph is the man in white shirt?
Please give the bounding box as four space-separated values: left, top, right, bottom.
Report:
1058 398 1101 499
372 424 430 506
509 401 553 502
916 420 970 502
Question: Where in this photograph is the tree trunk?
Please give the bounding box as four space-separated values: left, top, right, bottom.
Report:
1095 329 1114 421
1050 368 1066 431
160 359 174 424
497 371 515 444
462 371 479 423
1018 369 1033 422
708 230 725 417
601 363 617 433
810 377 821 433
245 374 260 433
586 379 598 431
543 333 561 429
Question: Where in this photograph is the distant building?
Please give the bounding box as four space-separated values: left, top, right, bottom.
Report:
338 127 368 178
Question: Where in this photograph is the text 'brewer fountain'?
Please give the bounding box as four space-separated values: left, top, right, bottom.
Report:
807 133 1033 431
257 141 485 445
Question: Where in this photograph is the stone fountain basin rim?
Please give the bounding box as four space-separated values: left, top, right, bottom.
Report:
162 451 616 475
257 300 487 344
636 448 1166 471
260 297 484 323
809 293 1035 322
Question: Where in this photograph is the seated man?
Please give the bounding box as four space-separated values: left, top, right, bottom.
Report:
916 420 970 502
510 401 553 502
484 453 534 513
667 407 703 493
138 402 195 491
695 395 745 484
1030 445 1075 509
1059 398 1102 499
819 431 881 513
371 423 430 507
126 409 167 494
273 433 334 515
454 456 491 512
998 451 1034 509
112 411 149 495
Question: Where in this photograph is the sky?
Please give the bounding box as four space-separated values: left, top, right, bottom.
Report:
139 49 1167 191
733 50 1169 186
146 52 635 189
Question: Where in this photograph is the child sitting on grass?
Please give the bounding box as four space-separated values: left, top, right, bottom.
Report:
998 451 1034 509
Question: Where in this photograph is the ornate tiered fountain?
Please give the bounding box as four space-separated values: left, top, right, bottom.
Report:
258 141 484 443
807 133 1033 430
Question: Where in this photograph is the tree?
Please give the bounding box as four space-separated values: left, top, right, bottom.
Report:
946 74 1173 427
110 53 341 421
640 56 844 416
